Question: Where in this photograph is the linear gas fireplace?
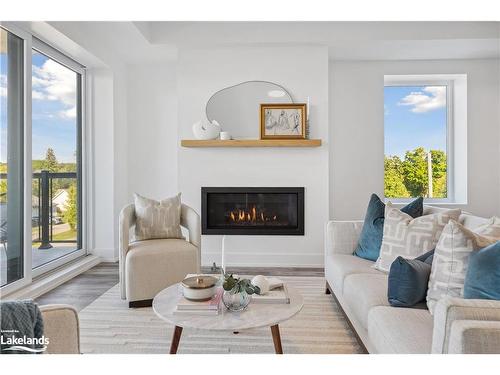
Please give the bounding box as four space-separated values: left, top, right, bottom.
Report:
201 187 304 235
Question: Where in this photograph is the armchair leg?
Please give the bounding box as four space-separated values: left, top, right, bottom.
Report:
129 299 153 308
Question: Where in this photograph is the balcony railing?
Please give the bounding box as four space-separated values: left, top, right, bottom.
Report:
1 170 78 250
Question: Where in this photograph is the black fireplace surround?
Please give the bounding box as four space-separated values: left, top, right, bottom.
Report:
201 187 304 235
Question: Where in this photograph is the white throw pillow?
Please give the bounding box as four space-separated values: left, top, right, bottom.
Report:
134 193 184 241
374 203 461 272
426 218 500 314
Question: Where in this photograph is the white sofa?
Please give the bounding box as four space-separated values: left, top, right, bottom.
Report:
325 206 500 354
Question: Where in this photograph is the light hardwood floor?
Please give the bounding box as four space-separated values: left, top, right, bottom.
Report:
35 263 119 311
35 262 324 311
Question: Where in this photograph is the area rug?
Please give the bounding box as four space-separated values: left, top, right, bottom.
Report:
79 276 363 354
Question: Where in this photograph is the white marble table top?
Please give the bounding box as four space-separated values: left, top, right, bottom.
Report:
152 283 304 331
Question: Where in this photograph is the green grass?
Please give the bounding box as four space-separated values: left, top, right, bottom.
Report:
52 229 77 241
32 229 77 245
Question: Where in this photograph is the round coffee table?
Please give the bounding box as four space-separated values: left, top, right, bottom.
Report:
153 283 304 354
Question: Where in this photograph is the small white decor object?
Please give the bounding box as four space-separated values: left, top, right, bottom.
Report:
192 119 221 140
181 275 218 301
220 131 231 140
267 277 284 290
251 275 270 295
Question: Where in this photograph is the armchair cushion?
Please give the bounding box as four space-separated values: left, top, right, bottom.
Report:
125 239 198 302
39 305 80 354
133 193 183 241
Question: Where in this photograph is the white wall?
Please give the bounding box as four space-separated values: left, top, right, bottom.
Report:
38 22 131 261
177 46 329 267
88 68 115 258
330 59 500 220
127 63 178 199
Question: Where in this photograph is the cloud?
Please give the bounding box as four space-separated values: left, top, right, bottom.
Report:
398 86 446 113
0 74 6 97
59 106 76 119
32 59 77 119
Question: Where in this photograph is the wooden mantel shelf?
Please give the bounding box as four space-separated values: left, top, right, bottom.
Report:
181 139 322 148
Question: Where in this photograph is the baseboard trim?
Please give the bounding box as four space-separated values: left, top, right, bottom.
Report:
201 250 323 268
3 255 101 300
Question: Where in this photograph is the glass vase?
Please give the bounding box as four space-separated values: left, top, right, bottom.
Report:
222 287 251 312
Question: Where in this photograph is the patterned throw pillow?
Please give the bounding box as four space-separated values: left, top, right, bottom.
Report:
374 203 461 272
354 194 423 261
134 193 184 241
427 219 500 314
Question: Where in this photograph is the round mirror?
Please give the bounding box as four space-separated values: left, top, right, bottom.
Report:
206 81 293 138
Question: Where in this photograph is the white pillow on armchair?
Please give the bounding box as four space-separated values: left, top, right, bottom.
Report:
133 192 184 240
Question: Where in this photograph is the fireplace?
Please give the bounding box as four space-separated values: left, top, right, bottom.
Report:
201 187 304 235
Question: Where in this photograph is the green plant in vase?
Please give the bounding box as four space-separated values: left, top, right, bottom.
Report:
221 273 260 311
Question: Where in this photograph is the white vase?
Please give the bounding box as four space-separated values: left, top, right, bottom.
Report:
251 275 270 295
192 119 221 140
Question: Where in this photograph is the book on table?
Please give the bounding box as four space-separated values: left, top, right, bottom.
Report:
252 284 290 304
174 288 223 316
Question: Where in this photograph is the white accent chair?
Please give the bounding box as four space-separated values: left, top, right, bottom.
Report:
119 203 201 307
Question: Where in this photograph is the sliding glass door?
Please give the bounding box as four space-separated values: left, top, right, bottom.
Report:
0 27 25 287
0 24 86 292
31 43 83 273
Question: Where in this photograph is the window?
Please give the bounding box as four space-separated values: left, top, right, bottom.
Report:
0 24 86 292
31 44 83 271
384 76 453 202
0 27 24 287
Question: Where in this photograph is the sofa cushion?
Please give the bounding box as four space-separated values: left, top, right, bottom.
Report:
427 220 500 314
327 254 381 294
368 306 433 353
387 255 432 308
354 194 423 261
343 273 389 329
375 203 461 272
463 241 500 300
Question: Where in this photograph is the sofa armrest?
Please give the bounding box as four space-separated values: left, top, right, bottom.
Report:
432 296 500 353
325 220 363 257
447 320 500 354
181 204 201 273
119 203 136 299
40 304 80 354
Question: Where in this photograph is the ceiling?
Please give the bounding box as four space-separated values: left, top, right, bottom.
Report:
46 21 500 64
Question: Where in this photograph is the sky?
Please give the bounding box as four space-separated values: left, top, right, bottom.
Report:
1 49 77 164
384 85 447 158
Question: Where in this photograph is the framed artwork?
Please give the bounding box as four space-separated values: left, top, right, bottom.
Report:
260 103 307 139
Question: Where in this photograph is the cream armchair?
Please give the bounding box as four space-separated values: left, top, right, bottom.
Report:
119 203 201 307
40 304 80 354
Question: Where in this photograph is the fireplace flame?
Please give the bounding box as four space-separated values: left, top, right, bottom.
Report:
228 205 278 224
